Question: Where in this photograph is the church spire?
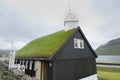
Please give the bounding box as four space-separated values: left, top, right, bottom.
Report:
64 7 79 31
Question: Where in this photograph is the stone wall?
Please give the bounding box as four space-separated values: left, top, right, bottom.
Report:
0 61 38 80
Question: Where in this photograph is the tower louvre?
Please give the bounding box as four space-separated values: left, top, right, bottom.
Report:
64 11 79 31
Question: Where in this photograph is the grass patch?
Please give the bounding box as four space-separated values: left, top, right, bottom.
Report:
97 67 120 80
98 71 120 80
97 67 120 72
16 29 75 58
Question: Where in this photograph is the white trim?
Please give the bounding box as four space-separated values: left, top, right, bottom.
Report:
20 60 22 65
80 39 84 49
79 74 98 80
22 60 25 65
74 38 84 49
25 60 28 69
29 61 33 70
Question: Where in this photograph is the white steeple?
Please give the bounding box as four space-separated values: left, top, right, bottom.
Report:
64 9 79 31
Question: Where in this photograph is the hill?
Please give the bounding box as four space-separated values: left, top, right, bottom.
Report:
0 50 10 55
95 38 120 55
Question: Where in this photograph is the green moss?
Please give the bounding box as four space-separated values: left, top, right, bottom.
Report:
98 71 120 80
16 29 75 58
97 67 120 80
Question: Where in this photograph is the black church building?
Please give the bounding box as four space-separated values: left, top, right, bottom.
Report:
15 11 98 80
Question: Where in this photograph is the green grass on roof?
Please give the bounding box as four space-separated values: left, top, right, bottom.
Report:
16 29 75 58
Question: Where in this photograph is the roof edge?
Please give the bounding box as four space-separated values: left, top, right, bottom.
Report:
16 57 49 61
77 26 98 58
50 27 78 60
51 26 98 60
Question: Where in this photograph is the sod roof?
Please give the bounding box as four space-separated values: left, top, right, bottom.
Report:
16 28 75 58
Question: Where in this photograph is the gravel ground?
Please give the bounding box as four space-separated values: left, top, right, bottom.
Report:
0 61 38 80
0 78 2 80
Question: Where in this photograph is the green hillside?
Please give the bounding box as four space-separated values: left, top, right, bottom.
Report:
95 38 120 55
0 50 10 55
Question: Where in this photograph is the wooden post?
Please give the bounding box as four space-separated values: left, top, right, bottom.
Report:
41 62 47 80
35 61 42 80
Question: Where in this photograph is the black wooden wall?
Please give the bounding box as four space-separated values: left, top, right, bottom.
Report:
46 61 53 80
52 58 96 80
54 29 95 60
50 28 97 80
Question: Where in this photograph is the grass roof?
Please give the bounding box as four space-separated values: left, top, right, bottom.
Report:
16 29 75 58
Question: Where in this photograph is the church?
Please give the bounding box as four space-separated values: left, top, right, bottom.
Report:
15 11 98 80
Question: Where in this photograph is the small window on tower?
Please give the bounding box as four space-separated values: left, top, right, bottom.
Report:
74 38 84 49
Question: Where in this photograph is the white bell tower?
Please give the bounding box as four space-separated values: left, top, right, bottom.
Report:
64 9 79 31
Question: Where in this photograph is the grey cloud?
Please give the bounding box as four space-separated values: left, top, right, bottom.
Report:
0 5 63 43
1 0 120 49
92 0 120 13
0 5 38 41
92 0 120 40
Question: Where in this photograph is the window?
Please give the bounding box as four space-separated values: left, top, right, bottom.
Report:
20 60 22 65
74 38 84 49
22 60 25 65
34 62 36 71
25 61 28 69
29 61 33 70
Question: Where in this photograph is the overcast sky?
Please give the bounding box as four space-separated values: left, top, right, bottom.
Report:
0 0 120 50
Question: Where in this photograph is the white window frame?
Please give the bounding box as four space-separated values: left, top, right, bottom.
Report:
74 38 84 49
25 60 28 69
29 61 33 70
22 60 25 65
19 60 22 65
